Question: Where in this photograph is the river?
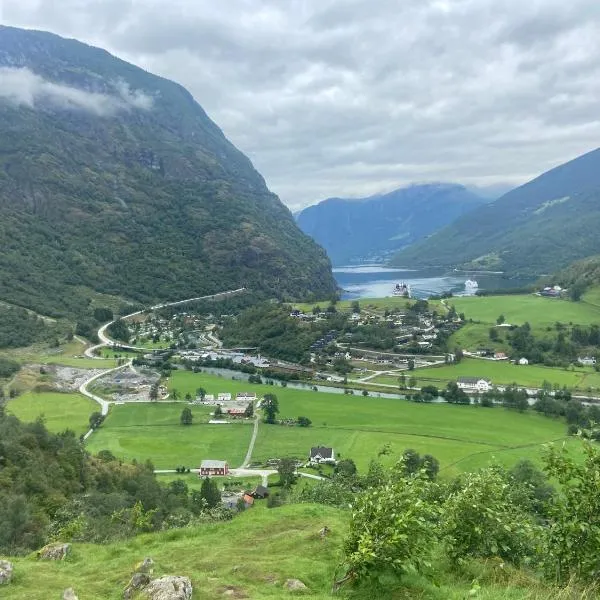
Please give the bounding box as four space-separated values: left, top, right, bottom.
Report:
333 265 531 300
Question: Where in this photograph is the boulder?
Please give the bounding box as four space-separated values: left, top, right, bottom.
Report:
284 579 307 591
135 558 155 574
124 572 151 599
63 588 79 600
37 542 71 560
143 576 192 600
0 560 13 585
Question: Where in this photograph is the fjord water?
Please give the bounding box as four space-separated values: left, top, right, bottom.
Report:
333 265 530 300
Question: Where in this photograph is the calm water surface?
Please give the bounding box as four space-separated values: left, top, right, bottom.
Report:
333 265 530 300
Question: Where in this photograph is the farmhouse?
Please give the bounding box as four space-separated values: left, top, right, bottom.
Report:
199 460 229 476
457 377 492 393
227 407 246 418
309 446 336 465
578 356 597 366
218 393 232 402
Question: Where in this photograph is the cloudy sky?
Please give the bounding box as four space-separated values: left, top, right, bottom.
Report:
2 0 600 210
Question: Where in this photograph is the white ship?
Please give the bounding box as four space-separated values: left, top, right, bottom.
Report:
392 282 411 298
465 279 479 291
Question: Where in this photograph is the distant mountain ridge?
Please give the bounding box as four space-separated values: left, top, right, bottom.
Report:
0 26 336 317
391 148 600 276
295 183 488 265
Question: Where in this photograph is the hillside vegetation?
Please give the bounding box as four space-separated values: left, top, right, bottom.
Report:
296 183 487 265
0 26 335 318
392 147 600 275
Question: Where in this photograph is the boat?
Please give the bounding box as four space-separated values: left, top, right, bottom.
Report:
465 279 479 290
392 282 411 298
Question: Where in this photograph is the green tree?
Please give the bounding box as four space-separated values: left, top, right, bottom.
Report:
262 393 279 424
244 402 254 418
196 387 207 400
149 382 159 402
542 440 600 583
398 373 407 389
335 458 357 477
200 477 221 509
171 388 180 401
89 411 105 430
351 301 361 314
180 407 193 425
214 405 223 418
277 457 297 488
497 314 506 325
297 416 312 427
407 359 415 371
339 474 439 588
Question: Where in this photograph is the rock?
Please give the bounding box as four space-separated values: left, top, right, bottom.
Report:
0 560 13 585
143 576 192 600
284 579 307 592
135 558 155 574
124 572 151 599
319 526 330 538
63 588 79 600
37 543 71 560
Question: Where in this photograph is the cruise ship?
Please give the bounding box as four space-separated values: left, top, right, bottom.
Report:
392 282 411 297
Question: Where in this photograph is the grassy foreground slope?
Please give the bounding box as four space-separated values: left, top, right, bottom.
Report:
2 504 583 600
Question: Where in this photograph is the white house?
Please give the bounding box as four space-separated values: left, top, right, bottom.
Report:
217 393 232 402
236 392 257 402
309 446 336 465
457 377 492 393
518 357 529 365
203 394 215 402
578 356 597 367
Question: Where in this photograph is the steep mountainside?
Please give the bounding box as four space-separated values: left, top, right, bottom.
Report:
392 148 600 275
0 26 335 317
295 184 487 265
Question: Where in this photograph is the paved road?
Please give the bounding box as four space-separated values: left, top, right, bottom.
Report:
239 415 260 468
153 468 324 487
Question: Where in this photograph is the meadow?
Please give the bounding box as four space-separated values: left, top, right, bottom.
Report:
86 402 253 469
6 391 97 436
372 358 600 390
448 294 600 328
166 371 568 477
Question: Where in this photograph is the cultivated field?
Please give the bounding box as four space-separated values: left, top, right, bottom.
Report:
86 402 253 469
373 358 600 390
164 371 568 476
449 294 600 328
6 391 97 436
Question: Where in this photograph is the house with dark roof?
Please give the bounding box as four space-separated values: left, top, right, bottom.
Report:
251 485 270 499
309 446 336 465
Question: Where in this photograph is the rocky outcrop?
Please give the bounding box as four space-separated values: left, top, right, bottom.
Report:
143 576 192 600
284 578 308 591
37 542 71 560
135 558 155 574
124 573 151 599
63 588 79 600
0 561 13 585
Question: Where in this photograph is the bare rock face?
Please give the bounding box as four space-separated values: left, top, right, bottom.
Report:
284 578 307 591
0 561 13 585
63 588 79 600
37 543 71 560
143 576 192 600
124 572 152 599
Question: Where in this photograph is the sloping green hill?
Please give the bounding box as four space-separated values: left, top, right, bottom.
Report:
392 148 600 276
0 26 335 317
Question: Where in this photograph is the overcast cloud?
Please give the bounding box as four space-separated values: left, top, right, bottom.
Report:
0 67 154 114
1 0 600 209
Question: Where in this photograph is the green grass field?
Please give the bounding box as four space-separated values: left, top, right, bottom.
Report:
6 391 97 435
167 371 568 477
86 402 253 469
449 294 600 328
400 357 600 390
293 296 415 314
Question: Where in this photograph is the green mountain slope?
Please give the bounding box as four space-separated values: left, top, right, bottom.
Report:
296 183 488 265
391 148 600 275
0 26 335 317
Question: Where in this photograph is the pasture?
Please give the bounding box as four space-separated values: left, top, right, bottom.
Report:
86 402 253 469
448 294 600 329
6 391 96 435
165 371 568 477
377 358 600 390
